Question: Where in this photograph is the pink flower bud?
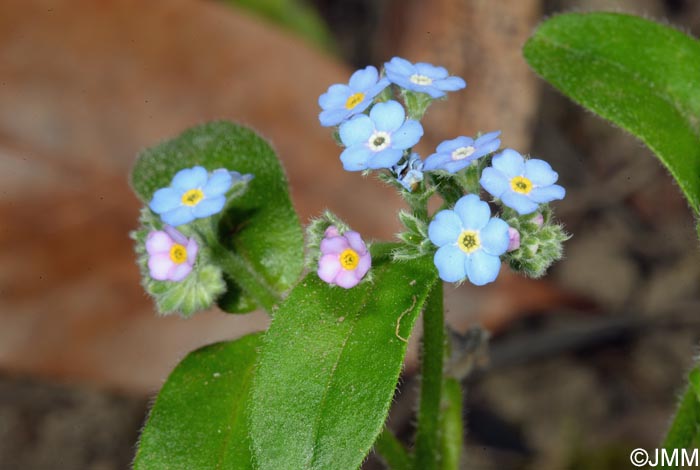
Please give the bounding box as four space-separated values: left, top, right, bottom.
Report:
507 226 520 252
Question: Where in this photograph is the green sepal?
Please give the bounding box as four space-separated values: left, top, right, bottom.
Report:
393 210 433 261
402 89 435 120
304 210 353 269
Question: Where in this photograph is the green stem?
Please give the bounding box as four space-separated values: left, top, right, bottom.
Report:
374 428 413 470
414 282 445 470
207 240 281 314
439 378 463 470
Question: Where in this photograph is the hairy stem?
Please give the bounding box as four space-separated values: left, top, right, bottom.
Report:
414 282 445 469
374 428 413 470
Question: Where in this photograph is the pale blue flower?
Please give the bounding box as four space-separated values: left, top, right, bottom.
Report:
423 131 501 173
428 194 509 285
339 100 423 171
480 149 565 215
149 166 251 226
318 66 390 127
384 57 466 98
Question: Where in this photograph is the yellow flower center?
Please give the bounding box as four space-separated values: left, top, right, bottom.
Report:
510 176 533 194
345 92 365 110
451 146 475 161
339 248 360 270
409 74 433 86
169 243 188 264
181 188 204 206
457 230 480 254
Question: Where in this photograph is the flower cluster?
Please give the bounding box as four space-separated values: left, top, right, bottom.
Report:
132 165 252 315
318 57 568 286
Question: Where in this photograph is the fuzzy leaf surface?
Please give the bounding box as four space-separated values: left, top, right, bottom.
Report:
524 12 700 215
250 246 439 469
134 333 261 469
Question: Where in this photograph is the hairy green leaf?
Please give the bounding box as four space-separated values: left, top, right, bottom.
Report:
250 247 439 469
131 121 303 313
134 333 262 469
524 12 700 215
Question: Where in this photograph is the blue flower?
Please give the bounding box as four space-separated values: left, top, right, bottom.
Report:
318 66 390 127
423 131 501 173
339 100 423 171
393 153 424 191
480 149 565 215
428 194 509 285
384 57 466 99
149 166 249 226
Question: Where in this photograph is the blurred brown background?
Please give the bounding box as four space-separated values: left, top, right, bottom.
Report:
1 0 699 468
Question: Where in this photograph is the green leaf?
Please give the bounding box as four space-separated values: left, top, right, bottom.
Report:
523 12 700 216
250 247 439 469
134 333 262 469
131 121 304 313
662 366 700 463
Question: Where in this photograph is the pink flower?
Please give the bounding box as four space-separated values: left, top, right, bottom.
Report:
317 227 371 289
507 226 520 252
146 226 198 281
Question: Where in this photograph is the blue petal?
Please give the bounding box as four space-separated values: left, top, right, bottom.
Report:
340 146 372 171
524 159 559 186
428 210 462 246
320 108 351 127
171 166 208 191
475 130 501 145
318 84 350 109
162 206 195 226
434 245 467 282
454 194 490 230
149 187 182 213
491 149 525 178
339 115 374 146
423 152 451 171
443 160 471 174
529 184 565 203
391 120 423 149
415 62 448 79
465 251 501 286
422 86 445 99
368 148 404 169
436 136 469 154
435 76 466 92
385 57 414 76
193 195 226 218
203 169 233 197
370 101 405 132
366 77 391 98
502 191 539 215
480 167 510 197
348 65 378 90
479 218 510 255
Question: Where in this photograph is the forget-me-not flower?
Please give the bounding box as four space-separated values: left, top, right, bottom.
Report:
146 226 198 282
339 100 423 171
149 166 249 226
384 57 466 99
423 131 501 173
428 194 509 285
480 149 565 215
317 226 371 289
318 66 390 127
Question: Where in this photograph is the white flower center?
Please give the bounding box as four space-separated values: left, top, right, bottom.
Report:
409 74 433 86
368 131 391 152
451 146 475 161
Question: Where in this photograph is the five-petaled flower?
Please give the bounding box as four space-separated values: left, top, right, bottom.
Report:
423 131 501 173
149 166 242 226
384 57 466 99
318 66 390 127
146 226 198 282
428 194 509 285
317 226 371 289
339 100 423 171
480 149 565 215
